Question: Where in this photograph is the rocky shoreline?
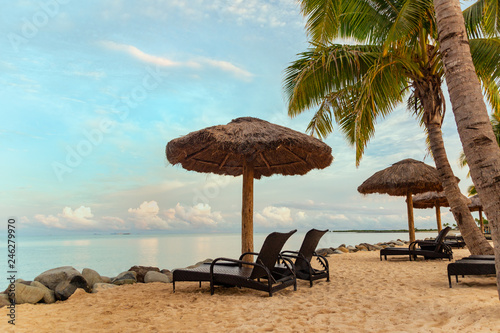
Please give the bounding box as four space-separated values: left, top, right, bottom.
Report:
0 239 409 307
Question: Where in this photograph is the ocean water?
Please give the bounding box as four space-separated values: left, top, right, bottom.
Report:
3 231 438 282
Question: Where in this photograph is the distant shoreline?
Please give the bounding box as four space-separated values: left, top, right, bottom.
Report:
330 229 439 233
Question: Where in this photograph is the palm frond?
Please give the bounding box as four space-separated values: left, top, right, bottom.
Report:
384 0 434 48
463 0 485 38
284 44 381 117
470 38 500 114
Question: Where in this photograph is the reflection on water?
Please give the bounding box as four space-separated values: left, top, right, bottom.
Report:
10 231 439 280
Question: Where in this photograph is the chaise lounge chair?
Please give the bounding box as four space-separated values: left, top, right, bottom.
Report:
274 229 330 287
447 259 496 287
172 230 297 297
380 227 453 261
444 235 466 248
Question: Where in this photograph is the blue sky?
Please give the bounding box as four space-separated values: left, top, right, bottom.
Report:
1 0 481 236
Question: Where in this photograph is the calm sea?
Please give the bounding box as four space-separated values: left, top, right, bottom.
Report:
3 231 438 282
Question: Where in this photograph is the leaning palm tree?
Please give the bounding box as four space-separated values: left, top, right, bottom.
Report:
433 0 500 298
459 112 500 196
284 0 499 254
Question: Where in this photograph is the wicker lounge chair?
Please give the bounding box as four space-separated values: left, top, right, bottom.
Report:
172 230 297 297
274 229 329 287
444 235 466 248
447 259 496 287
380 227 453 261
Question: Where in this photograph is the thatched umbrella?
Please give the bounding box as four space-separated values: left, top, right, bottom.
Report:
468 194 485 233
357 159 444 242
166 117 333 256
411 191 448 232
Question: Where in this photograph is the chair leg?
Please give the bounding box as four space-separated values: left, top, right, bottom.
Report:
448 275 452 288
199 281 201 288
173 281 175 292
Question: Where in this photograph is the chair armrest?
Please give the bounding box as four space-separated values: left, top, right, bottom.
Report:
238 252 260 261
210 257 272 278
312 252 329 271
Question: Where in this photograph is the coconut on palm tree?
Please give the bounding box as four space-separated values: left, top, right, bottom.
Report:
283 0 500 255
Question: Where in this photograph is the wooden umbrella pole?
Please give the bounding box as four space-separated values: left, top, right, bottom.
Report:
406 191 415 243
241 159 254 262
435 203 442 232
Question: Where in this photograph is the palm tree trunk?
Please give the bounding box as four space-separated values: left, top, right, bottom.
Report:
434 0 500 297
427 121 493 255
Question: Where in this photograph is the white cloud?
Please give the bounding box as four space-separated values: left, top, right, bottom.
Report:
32 206 126 230
200 58 253 79
100 41 184 67
255 206 293 227
128 201 223 230
100 41 252 79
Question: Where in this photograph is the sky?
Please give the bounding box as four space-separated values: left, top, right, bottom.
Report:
1 0 483 236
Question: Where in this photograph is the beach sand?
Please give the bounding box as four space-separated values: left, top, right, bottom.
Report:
1 248 499 332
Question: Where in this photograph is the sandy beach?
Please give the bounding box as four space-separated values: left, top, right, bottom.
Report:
2 248 499 333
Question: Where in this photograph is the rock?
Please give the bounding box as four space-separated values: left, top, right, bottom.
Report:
161 269 173 281
347 246 356 251
360 243 381 251
0 294 11 307
186 259 212 269
54 280 79 301
144 271 172 283
30 281 56 304
111 271 137 285
35 266 90 292
92 283 117 293
394 240 405 246
101 276 112 284
332 249 344 254
336 246 349 253
12 282 45 304
315 248 333 256
82 269 104 290
128 266 161 283
338 244 346 248
356 245 368 251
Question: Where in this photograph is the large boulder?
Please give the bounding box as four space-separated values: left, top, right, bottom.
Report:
11 283 45 304
91 283 117 294
101 276 112 284
0 294 10 307
111 271 137 285
185 259 212 269
35 266 89 291
30 281 56 304
144 271 172 283
82 268 104 290
34 266 90 301
336 246 349 253
128 266 160 283
161 269 173 281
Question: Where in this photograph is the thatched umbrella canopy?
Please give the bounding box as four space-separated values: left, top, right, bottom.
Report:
411 191 448 232
166 117 333 256
357 158 444 242
468 194 485 233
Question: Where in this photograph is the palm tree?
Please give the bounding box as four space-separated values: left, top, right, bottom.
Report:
284 0 499 254
459 112 500 196
433 0 500 297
